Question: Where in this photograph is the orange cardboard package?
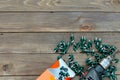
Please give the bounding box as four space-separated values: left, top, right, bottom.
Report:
37 59 75 80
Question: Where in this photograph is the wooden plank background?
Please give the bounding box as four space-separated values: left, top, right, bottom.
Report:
0 0 120 80
0 33 119 53
0 0 119 12
0 12 120 32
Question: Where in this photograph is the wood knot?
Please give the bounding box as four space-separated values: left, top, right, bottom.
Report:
50 11 54 13
0 33 4 35
80 23 94 31
55 0 61 4
3 64 9 71
2 64 13 72
111 0 120 4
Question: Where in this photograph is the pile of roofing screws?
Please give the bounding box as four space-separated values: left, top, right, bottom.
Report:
54 34 119 80
67 54 84 76
59 66 70 80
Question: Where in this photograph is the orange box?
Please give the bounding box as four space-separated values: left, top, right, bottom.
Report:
37 59 75 80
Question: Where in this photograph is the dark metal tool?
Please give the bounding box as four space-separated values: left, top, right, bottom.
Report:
82 50 118 80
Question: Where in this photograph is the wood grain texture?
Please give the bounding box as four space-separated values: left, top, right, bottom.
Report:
0 0 120 80
0 0 120 11
0 12 120 32
0 33 119 53
0 76 37 80
0 53 119 76
1 75 120 80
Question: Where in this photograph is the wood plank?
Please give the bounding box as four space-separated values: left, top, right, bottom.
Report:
0 53 119 76
0 0 120 12
0 33 119 53
0 12 120 32
0 76 37 80
0 75 120 80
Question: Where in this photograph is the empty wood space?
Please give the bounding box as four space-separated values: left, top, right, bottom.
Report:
0 0 120 80
0 12 120 32
0 0 120 12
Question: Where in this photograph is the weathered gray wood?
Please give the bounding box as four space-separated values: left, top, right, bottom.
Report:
0 33 119 53
0 53 58 75
0 76 37 80
0 0 119 12
1 75 120 80
0 53 119 76
0 12 120 32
